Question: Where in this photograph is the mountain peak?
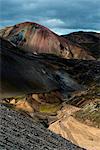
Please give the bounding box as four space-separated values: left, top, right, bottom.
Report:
0 21 96 60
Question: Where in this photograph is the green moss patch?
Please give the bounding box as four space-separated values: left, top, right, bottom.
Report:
39 103 62 114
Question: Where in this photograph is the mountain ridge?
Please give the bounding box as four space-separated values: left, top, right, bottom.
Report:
62 31 100 60
0 21 95 60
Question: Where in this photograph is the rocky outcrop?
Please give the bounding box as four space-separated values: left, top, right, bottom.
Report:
62 31 100 60
0 22 94 60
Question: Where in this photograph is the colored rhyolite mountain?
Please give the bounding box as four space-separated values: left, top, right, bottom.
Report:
0 22 94 60
62 31 100 60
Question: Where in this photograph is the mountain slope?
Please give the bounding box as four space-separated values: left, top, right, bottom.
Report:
62 31 100 60
1 37 100 99
0 22 94 60
0 37 83 99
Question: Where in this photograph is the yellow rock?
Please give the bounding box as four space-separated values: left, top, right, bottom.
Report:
15 100 33 113
10 99 16 104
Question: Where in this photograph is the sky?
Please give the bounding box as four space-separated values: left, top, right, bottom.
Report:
0 0 100 35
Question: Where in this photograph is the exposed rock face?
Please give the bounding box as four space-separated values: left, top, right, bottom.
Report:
0 104 84 150
62 31 100 60
0 22 94 60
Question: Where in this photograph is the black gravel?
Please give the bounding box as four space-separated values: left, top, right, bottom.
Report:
0 104 85 150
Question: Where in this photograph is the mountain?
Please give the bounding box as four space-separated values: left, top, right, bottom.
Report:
0 22 94 60
62 31 100 60
0 23 100 150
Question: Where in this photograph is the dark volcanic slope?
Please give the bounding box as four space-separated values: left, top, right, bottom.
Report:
62 31 100 60
0 37 58 98
1 38 100 99
0 37 83 98
0 104 84 150
0 22 94 60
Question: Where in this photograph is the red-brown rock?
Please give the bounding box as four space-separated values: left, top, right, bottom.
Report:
0 22 94 60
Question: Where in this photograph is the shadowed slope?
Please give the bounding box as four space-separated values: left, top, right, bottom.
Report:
0 38 58 98
0 38 100 99
0 38 81 98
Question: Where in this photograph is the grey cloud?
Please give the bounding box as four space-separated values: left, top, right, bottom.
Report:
0 0 100 34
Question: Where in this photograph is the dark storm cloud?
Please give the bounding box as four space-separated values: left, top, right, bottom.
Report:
0 0 100 34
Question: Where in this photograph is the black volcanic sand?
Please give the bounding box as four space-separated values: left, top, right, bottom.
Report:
0 104 85 150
